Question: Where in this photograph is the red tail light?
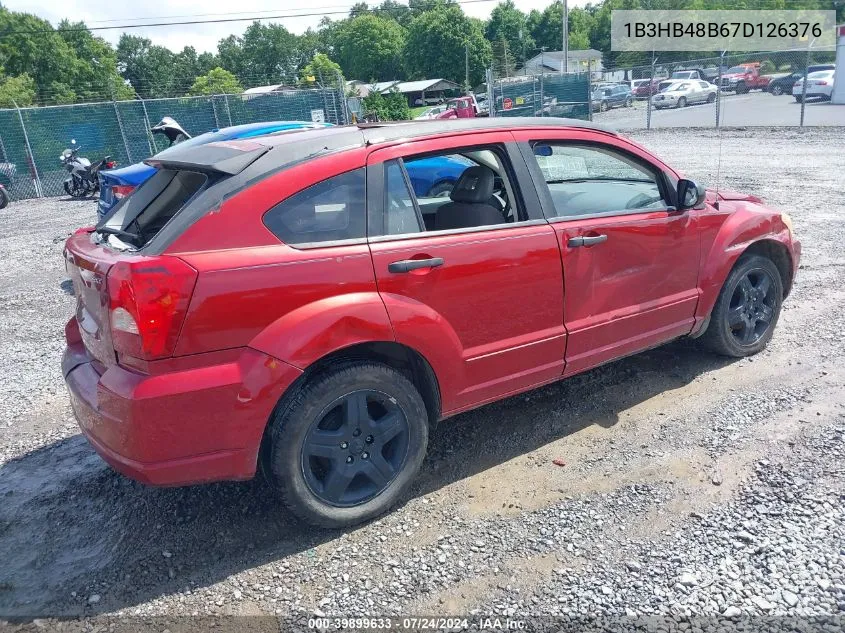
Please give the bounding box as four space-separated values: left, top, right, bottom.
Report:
105 161 116 169
107 257 198 360
112 184 135 200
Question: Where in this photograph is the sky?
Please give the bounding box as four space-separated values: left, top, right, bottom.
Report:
7 0 587 54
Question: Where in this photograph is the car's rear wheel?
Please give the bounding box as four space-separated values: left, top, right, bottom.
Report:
625 97 633 107
707 92 716 103
794 96 803 103
677 97 687 108
600 100 608 112
770 85 783 96
267 362 429 528
700 255 783 358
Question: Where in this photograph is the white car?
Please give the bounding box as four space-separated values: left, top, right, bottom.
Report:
414 105 448 120
793 70 835 102
651 80 718 109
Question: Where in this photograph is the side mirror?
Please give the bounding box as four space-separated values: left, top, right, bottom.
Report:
677 178 706 210
534 144 553 157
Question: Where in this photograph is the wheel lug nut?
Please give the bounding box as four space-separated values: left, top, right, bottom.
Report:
362 452 369 459
346 456 354 464
340 442 348 449
366 435 373 443
353 429 361 437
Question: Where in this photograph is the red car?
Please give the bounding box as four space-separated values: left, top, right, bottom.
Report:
63 119 800 527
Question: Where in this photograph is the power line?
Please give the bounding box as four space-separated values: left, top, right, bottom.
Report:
1 0 499 35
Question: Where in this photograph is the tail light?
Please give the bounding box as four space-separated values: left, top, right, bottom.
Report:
816 81 828 85
107 257 198 360
105 161 116 169
112 184 135 200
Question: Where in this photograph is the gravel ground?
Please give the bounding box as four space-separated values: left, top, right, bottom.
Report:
0 128 843 628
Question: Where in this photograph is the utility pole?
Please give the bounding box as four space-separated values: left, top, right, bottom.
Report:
561 0 569 74
465 42 470 92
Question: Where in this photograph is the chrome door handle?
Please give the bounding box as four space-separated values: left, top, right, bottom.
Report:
568 234 607 248
388 257 444 273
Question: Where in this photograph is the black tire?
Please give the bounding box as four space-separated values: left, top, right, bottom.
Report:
794 96 803 103
426 181 454 198
600 100 608 112
707 92 716 103
0 187 7 210
699 255 784 358
625 97 633 107
267 362 429 528
676 96 687 108
770 85 783 96
735 82 748 94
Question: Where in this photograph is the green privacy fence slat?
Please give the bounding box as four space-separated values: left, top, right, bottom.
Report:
492 73 591 120
0 87 346 202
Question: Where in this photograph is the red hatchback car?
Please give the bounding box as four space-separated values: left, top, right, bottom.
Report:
63 118 800 527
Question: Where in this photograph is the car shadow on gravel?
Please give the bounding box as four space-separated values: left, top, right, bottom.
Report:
0 340 735 618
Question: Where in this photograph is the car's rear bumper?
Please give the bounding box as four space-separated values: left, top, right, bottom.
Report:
62 318 302 486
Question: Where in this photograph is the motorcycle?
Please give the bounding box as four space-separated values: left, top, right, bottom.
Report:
60 140 116 198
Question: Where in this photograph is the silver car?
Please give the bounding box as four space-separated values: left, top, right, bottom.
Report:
651 80 718 109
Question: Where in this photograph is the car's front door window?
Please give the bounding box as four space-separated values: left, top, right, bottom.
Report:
531 143 667 219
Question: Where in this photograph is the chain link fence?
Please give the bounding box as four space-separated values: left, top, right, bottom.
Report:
487 71 592 120
0 86 347 202
588 47 839 130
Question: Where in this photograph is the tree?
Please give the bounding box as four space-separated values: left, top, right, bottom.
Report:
332 14 405 81
116 35 177 98
0 73 35 107
527 2 594 54
299 53 343 87
238 22 310 86
403 3 491 86
362 89 410 121
485 1 534 69
189 67 242 95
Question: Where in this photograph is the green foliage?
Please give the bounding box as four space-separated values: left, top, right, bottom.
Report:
0 72 35 107
362 89 411 121
189 67 243 95
219 22 314 87
403 2 492 86
759 59 776 74
486 1 534 69
332 14 405 81
300 53 343 87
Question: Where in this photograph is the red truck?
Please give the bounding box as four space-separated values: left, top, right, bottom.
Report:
719 63 771 93
435 95 488 119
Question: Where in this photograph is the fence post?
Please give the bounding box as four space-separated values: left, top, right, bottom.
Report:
715 51 725 128
588 60 593 121
646 52 656 130
137 96 155 156
539 70 545 117
211 96 221 129
799 40 814 128
12 100 43 198
223 94 233 127
112 98 132 164
486 68 495 117
337 71 349 125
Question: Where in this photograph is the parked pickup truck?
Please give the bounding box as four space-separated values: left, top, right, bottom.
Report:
658 69 706 92
719 63 771 93
435 95 488 119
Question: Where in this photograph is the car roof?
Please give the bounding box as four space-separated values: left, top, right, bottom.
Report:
151 117 617 176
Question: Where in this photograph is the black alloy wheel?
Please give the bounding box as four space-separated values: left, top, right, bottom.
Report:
699 254 784 358
726 268 777 346
301 390 410 507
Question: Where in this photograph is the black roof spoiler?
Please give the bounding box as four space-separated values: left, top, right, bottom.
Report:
144 140 270 175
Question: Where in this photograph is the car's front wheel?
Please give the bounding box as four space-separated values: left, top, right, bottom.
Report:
770 85 783 96
267 362 429 528
700 254 783 358
677 96 687 108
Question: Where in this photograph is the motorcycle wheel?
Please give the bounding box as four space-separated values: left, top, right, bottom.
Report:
66 178 87 198
0 188 8 210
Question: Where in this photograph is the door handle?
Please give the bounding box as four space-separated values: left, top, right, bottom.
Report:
388 257 444 273
568 234 608 248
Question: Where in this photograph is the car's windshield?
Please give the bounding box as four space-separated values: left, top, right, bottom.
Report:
668 83 689 92
672 71 693 78
727 66 749 74
807 70 834 80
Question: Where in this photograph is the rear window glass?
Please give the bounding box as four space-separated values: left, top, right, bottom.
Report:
263 168 366 246
98 168 207 249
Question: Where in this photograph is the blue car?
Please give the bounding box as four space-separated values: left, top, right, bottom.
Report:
98 120 332 218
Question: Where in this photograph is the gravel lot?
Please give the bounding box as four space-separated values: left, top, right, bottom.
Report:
0 127 843 628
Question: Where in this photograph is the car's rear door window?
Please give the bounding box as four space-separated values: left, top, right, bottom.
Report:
530 143 668 219
263 168 366 247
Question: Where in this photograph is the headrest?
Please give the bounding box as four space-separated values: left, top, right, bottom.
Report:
450 166 495 204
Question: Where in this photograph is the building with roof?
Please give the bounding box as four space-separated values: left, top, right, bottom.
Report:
521 49 604 75
347 78 462 106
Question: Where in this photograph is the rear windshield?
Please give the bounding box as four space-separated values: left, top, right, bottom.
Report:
97 169 208 249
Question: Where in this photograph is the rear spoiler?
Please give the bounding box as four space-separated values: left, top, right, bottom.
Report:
144 140 270 176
